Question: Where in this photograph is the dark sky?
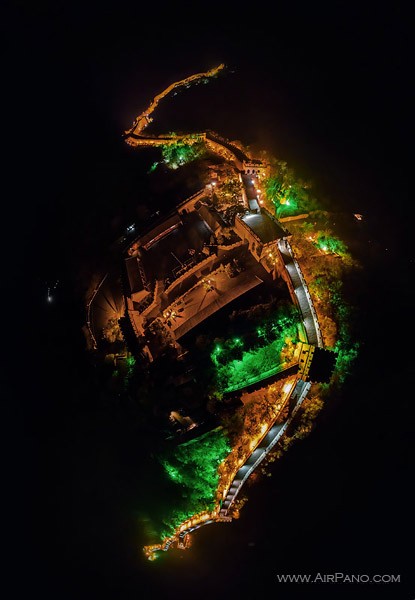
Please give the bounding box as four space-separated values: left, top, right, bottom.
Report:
6 2 412 244
4 2 415 599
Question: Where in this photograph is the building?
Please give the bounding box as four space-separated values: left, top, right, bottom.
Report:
125 256 151 303
234 209 290 263
242 159 270 178
197 202 229 236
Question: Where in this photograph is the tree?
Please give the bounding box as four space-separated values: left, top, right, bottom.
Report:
213 176 243 209
264 160 318 218
102 317 123 343
156 429 232 537
319 315 337 348
161 138 206 169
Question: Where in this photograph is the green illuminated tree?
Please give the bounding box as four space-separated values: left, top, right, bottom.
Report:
264 160 317 217
161 137 206 169
156 429 231 537
211 305 299 393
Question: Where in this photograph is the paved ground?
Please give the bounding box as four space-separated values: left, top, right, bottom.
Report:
278 239 320 346
162 242 277 340
168 268 264 339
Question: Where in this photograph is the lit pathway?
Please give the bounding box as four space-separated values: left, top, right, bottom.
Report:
120 67 325 558
205 131 249 163
125 65 225 139
219 378 310 515
159 235 324 541
278 239 323 347
144 377 311 558
151 377 312 556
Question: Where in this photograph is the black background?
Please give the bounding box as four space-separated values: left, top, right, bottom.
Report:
4 2 414 599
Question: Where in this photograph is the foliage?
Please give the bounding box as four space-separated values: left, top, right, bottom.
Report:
157 429 231 538
147 317 175 349
314 232 348 256
102 317 123 343
161 136 206 169
264 160 318 218
147 161 159 173
291 394 325 440
329 282 360 382
211 305 300 392
286 217 359 384
213 176 243 209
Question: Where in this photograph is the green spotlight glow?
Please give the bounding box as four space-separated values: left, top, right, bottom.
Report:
210 308 299 393
161 137 207 169
157 430 231 538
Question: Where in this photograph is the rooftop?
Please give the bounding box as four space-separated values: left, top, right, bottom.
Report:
139 211 212 283
125 256 147 295
240 211 288 244
197 203 229 230
248 198 260 212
